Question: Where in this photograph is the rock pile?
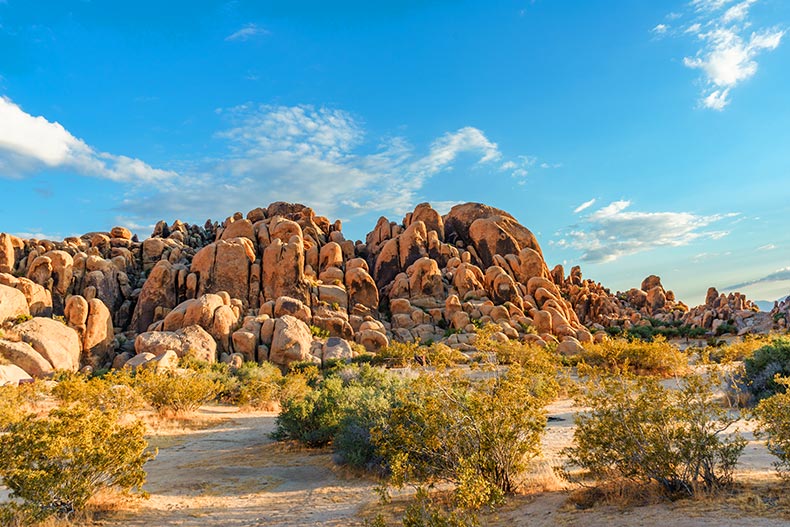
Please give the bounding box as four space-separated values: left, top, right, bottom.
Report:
0 200 783 384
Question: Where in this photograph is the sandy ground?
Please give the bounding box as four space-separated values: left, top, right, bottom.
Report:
100 407 377 527
4 400 790 526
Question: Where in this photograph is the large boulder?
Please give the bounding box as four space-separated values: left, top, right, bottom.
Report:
444 203 542 267
14 317 81 371
0 284 29 323
0 364 33 386
0 340 54 377
0 233 15 274
82 299 115 368
269 315 313 367
130 260 179 333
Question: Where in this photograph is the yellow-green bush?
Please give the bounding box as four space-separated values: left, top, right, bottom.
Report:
561 372 745 497
578 336 687 377
754 376 790 479
52 370 142 416
0 405 154 522
0 382 47 431
233 361 283 410
134 368 221 416
375 363 557 507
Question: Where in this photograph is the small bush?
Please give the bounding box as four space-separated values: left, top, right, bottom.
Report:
233 361 283 410
134 368 220 416
578 336 687 377
274 364 400 457
704 334 776 364
561 372 745 498
0 405 154 521
754 376 790 479
742 337 790 399
0 383 47 431
310 325 331 338
376 341 422 367
12 314 32 325
52 370 143 415
375 363 556 506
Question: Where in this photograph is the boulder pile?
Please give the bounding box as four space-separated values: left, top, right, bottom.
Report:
0 201 782 384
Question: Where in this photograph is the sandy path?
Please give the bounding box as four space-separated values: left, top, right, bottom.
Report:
104 407 377 527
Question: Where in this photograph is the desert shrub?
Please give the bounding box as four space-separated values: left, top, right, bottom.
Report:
0 405 154 521
52 370 143 415
233 361 283 409
374 363 557 507
377 341 422 367
741 337 790 399
0 383 47 431
561 372 745 497
274 364 401 456
12 314 32 325
578 336 688 377
332 367 403 470
310 325 330 338
754 376 790 479
474 324 559 375
134 368 221 415
703 334 775 364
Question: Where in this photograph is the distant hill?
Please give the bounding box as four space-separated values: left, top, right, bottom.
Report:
756 296 790 312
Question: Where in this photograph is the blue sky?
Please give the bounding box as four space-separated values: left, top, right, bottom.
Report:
0 0 788 305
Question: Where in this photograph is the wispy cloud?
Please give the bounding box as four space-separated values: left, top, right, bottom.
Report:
225 23 270 42
758 243 777 251
657 0 785 110
652 24 669 36
573 198 596 214
123 104 528 223
553 200 738 263
728 266 790 289
0 96 176 182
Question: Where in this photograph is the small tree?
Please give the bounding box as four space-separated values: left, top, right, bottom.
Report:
754 376 790 479
561 371 745 497
0 405 154 521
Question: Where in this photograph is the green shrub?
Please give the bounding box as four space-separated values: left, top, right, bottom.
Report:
0 383 47 431
561 372 745 497
134 368 221 416
703 334 776 364
310 325 331 338
376 341 421 367
578 336 688 377
274 364 400 456
375 364 555 506
754 376 790 479
742 337 790 399
0 405 154 521
233 361 283 410
715 323 738 336
12 314 32 325
52 370 143 415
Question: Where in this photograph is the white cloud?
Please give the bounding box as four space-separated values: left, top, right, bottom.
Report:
554 200 737 263
225 23 270 42
125 104 521 223
758 243 777 251
652 24 669 35
728 266 790 289
573 198 596 214
0 96 176 182
660 0 785 110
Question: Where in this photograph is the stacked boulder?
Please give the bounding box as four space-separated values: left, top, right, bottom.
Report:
683 287 769 335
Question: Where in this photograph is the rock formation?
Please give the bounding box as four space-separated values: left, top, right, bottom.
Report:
0 200 783 384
